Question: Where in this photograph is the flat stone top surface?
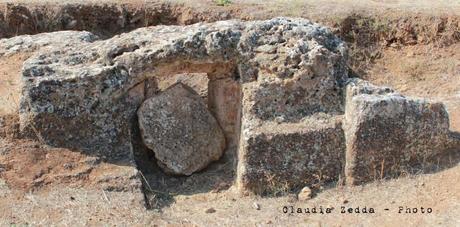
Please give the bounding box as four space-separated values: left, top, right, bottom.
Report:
250 114 343 135
20 17 346 85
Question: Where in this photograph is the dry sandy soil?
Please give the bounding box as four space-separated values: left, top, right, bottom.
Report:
0 0 459 226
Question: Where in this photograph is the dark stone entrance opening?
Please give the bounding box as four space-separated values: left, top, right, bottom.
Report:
127 62 242 209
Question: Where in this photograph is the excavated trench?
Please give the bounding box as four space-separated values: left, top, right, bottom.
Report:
0 2 236 39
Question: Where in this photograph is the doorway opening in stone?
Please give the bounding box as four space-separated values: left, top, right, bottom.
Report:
130 64 242 209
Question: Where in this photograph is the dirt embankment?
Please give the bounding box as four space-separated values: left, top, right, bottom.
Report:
332 14 459 75
0 1 458 75
0 2 240 39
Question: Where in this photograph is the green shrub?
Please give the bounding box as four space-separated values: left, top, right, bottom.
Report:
215 0 232 6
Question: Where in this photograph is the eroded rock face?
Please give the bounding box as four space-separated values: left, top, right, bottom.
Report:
138 83 226 175
344 79 453 185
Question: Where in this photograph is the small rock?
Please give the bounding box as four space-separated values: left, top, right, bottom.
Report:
0 148 7 155
253 202 261 210
390 42 400 48
63 163 74 169
297 186 312 201
205 208 216 214
83 157 100 167
66 20 78 29
274 116 285 123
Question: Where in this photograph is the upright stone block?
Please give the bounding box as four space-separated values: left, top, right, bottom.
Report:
237 118 346 195
344 79 452 185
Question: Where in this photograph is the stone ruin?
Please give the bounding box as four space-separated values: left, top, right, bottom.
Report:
11 18 459 196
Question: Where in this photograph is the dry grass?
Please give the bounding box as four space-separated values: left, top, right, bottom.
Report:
210 0 460 17
0 187 161 226
4 164 458 226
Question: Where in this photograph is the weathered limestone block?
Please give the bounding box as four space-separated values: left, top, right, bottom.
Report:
18 20 243 165
344 79 453 185
0 31 98 56
239 26 348 122
138 83 226 175
19 65 140 164
237 116 345 195
236 20 348 193
344 78 395 103
19 18 347 173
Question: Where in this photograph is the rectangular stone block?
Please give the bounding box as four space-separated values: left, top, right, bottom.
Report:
237 118 345 195
344 80 452 185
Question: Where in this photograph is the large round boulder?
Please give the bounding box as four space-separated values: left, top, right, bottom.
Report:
137 83 226 175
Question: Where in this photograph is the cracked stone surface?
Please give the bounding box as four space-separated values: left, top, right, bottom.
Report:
138 83 226 176
344 78 454 185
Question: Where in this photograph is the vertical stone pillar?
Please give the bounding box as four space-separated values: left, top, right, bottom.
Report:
208 78 242 148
